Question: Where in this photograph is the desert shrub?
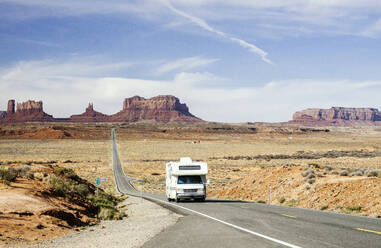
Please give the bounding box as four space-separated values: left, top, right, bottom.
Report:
350 170 364 176
308 163 321 169
286 199 297 207
307 178 316 184
304 184 311 190
306 173 316 179
320 205 328 210
50 166 124 220
257 200 266 204
365 170 379 177
25 171 34 179
87 192 124 220
73 184 90 197
12 165 31 178
339 170 348 176
0 166 17 185
49 175 71 197
279 197 286 204
346 206 362 212
54 166 80 181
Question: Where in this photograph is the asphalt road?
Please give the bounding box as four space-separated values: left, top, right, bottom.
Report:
111 128 381 248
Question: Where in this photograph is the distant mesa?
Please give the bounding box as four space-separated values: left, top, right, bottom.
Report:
290 107 381 126
0 99 54 123
111 95 200 123
0 95 202 123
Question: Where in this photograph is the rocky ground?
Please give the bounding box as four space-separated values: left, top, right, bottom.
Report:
207 164 381 217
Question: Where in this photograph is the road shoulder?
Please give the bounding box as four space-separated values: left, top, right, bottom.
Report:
27 196 181 248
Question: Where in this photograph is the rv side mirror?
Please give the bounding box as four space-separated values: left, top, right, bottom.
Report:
207 179 211 184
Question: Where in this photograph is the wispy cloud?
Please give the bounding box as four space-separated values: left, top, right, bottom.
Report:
155 56 219 75
0 34 60 47
162 0 272 64
360 18 381 37
2 0 381 38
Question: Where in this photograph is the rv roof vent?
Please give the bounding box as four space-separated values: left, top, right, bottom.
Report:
180 157 192 164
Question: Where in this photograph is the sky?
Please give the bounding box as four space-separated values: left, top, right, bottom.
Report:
1 0 381 122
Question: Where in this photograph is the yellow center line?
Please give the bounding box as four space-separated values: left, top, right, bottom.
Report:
355 228 381 235
281 214 296 219
240 206 249 209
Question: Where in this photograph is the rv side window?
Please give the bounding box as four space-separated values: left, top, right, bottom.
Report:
178 175 202 184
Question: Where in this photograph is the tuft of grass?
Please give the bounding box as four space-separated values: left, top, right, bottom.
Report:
257 200 266 204
279 197 286 204
320 205 328 210
346 206 362 212
286 199 297 207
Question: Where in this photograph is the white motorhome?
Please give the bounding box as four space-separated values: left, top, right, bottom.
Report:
166 157 208 202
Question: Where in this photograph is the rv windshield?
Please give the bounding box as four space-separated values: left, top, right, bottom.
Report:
177 175 202 184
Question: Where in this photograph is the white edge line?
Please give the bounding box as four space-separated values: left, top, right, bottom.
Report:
144 195 303 248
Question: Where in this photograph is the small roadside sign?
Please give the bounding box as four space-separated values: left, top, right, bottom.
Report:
96 177 100 186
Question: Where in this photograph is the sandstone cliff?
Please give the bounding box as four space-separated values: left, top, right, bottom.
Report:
291 107 381 126
0 111 6 120
111 95 202 123
7 100 15 115
1 100 54 123
70 103 110 122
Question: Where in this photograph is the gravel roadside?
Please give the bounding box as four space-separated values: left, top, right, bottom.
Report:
28 196 181 248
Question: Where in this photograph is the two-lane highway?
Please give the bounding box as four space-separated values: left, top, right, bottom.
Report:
111 128 381 248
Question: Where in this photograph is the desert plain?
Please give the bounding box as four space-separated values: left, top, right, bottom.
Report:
1 122 381 229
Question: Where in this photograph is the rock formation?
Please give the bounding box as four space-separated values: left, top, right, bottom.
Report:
0 111 6 120
111 95 202 123
7 100 15 115
1 95 202 124
1 100 54 123
291 107 381 126
70 103 110 122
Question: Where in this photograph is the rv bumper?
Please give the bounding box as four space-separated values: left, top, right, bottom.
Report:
176 192 205 199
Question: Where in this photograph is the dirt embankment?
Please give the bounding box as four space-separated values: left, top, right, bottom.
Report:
208 165 381 217
0 164 124 246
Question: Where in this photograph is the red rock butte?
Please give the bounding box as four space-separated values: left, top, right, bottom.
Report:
0 96 203 123
290 107 381 126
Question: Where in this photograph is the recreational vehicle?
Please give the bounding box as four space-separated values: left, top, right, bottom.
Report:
166 157 208 202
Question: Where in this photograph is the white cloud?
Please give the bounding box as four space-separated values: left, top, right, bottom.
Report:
1 59 381 122
155 56 219 75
